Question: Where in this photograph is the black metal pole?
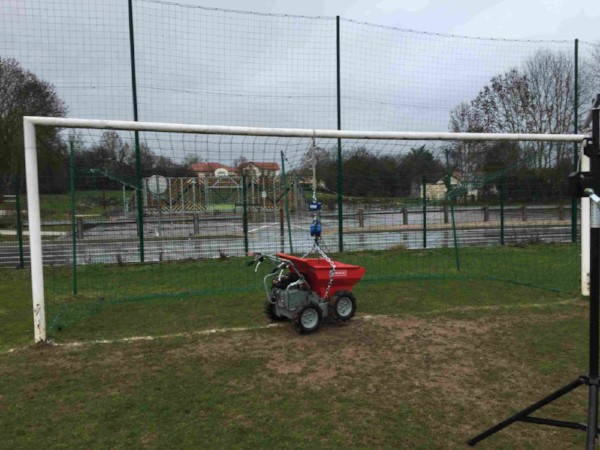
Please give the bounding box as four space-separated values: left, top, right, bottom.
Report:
588 256 599 450
13 174 24 269
69 141 78 295
590 110 600 362
500 176 505 246
281 152 294 253
590 104 600 450
588 108 600 450
336 15 344 252
128 0 144 262
573 38 579 243
422 176 427 248
242 175 248 254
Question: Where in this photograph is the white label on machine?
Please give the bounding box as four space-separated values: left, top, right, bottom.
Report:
334 270 347 277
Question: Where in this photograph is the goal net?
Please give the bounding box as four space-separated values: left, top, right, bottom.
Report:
23 117 587 342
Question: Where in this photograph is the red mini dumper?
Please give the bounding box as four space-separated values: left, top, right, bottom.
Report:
248 252 366 334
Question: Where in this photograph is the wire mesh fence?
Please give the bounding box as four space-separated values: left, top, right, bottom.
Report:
0 1 596 337
1 1 598 128
12 128 582 336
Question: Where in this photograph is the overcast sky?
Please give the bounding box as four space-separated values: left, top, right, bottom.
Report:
1 0 598 164
184 0 599 41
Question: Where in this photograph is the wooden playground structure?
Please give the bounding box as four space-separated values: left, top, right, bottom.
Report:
138 175 302 214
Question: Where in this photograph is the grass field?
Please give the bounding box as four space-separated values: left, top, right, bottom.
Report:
37 244 579 341
0 244 592 449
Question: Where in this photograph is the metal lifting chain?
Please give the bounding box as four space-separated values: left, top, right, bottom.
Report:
304 133 336 299
314 241 336 300
311 133 318 204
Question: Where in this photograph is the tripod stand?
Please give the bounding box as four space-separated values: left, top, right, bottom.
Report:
468 101 600 449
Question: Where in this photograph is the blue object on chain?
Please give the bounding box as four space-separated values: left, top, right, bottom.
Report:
308 202 322 211
310 219 322 237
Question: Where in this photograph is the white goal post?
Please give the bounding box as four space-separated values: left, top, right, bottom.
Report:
23 116 588 342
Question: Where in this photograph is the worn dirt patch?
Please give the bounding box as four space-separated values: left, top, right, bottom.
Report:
3 308 584 407
0 305 590 450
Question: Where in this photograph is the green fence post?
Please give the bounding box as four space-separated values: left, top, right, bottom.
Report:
242 175 249 253
450 201 460 272
281 152 294 253
500 176 505 246
13 175 24 269
128 0 144 262
572 38 579 243
444 174 460 271
336 15 344 253
422 176 427 249
69 141 77 295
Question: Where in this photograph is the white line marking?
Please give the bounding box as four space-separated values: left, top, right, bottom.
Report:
54 323 284 348
3 299 581 353
247 224 276 233
361 299 580 321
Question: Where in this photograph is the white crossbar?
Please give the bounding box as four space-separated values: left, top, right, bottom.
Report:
25 116 586 142
23 116 589 342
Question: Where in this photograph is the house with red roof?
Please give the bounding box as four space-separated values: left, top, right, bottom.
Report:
190 162 237 179
190 161 280 180
237 161 280 179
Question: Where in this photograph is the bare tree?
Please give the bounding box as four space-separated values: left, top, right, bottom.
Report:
0 57 67 191
447 102 486 177
232 155 248 168
448 49 580 172
523 50 575 166
581 41 600 121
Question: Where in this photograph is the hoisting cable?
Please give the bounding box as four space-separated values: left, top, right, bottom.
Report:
302 132 336 299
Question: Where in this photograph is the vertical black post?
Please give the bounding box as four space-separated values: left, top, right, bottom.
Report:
242 175 249 253
422 176 427 249
13 175 24 269
588 224 599 449
572 38 579 243
128 0 144 262
279 208 285 253
281 152 294 253
336 15 344 252
450 201 460 272
69 141 77 295
443 151 459 269
587 103 600 450
500 176 505 246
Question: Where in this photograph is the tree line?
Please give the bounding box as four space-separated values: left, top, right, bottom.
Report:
70 131 193 191
301 145 445 199
446 48 600 176
1 45 600 198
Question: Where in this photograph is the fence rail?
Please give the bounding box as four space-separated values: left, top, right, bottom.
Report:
0 202 579 268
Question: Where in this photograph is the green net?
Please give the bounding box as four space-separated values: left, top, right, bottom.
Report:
25 129 580 339
1 1 597 340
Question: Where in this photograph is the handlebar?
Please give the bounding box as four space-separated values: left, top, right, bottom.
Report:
246 252 290 272
246 252 263 266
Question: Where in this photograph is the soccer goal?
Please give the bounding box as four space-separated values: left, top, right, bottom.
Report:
23 116 588 342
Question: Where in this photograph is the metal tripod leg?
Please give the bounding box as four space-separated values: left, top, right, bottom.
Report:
587 380 599 450
468 97 600 449
467 377 587 446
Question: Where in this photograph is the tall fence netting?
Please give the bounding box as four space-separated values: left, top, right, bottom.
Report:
0 0 596 337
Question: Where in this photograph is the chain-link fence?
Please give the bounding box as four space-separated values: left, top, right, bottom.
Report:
1 1 596 335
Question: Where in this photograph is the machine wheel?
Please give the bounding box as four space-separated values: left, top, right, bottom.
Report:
294 304 322 334
264 299 286 322
333 291 356 321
